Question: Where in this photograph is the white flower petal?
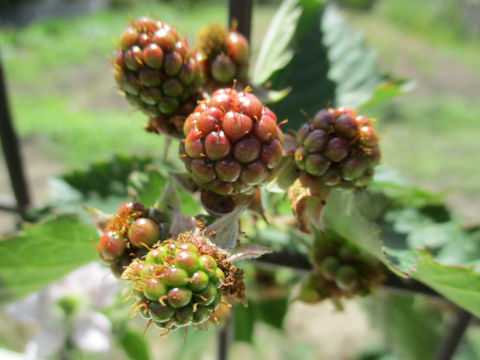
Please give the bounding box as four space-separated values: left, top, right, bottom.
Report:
31 323 65 358
72 311 112 353
49 262 120 308
0 346 37 360
5 291 59 327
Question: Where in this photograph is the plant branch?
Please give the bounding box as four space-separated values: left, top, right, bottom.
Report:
254 252 443 298
434 308 473 360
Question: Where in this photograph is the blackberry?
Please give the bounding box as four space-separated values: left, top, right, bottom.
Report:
112 16 203 138
96 201 170 278
294 107 381 188
299 232 384 303
122 231 245 334
196 24 249 88
180 88 284 197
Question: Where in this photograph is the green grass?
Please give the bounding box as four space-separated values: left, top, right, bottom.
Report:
1 1 227 81
364 97 480 200
372 0 480 73
0 1 275 167
0 1 229 166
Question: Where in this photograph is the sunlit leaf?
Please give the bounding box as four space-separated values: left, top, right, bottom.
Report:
0 214 97 303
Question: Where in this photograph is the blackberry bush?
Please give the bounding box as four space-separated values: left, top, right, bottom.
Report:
196 24 250 89
180 88 284 197
112 16 203 138
122 231 245 333
96 201 170 278
294 107 381 188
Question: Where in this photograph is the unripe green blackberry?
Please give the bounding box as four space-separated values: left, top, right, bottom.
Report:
211 54 236 83
300 232 384 303
294 107 381 188
122 231 245 334
113 16 203 138
180 88 284 196
96 201 170 278
195 24 249 88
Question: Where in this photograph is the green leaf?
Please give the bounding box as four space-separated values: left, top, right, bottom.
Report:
411 251 480 317
118 327 151 360
251 86 291 105
365 294 442 360
251 0 303 85
205 203 248 249
0 214 97 303
371 167 446 207
155 180 182 214
174 328 213 359
128 168 168 208
269 0 334 129
362 78 415 108
324 189 480 316
257 296 289 329
57 155 152 199
128 168 201 216
234 304 255 343
268 3 407 130
324 190 384 261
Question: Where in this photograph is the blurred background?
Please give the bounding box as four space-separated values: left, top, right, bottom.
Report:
1 0 480 359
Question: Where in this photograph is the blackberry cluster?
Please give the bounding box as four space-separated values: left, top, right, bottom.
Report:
295 107 381 188
96 201 170 278
180 88 284 196
196 24 249 87
123 232 245 333
113 16 203 138
300 232 384 303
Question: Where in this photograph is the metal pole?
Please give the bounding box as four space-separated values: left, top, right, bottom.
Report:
0 50 30 216
228 0 253 41
434 308 473 360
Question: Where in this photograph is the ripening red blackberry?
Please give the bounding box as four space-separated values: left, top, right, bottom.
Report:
195 24 249 88
122 231 245 334
112 16 203 138
294 107 381 188
180 88 284 196
96 201 170 278
299 232 384 303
